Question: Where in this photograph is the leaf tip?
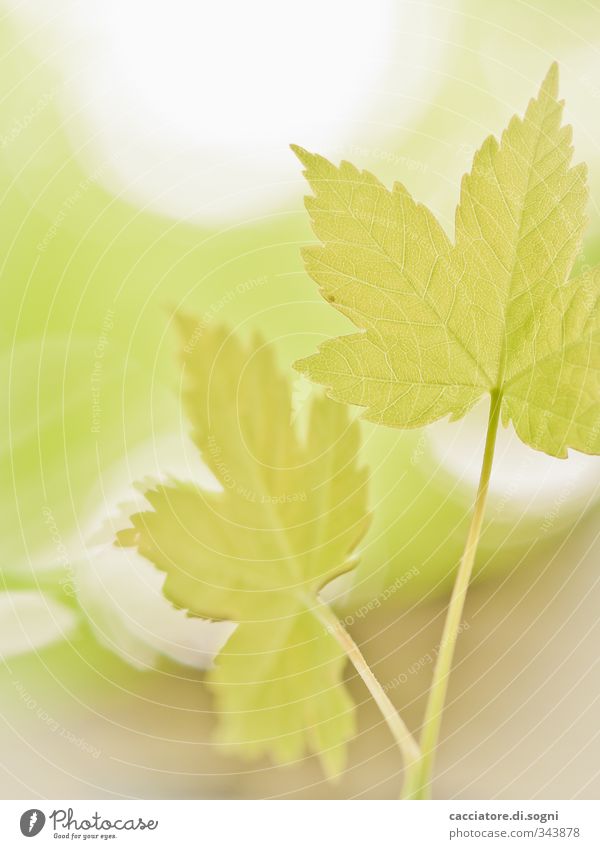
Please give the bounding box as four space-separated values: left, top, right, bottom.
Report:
292 354 311 377
290 143 312 167
318 748 347 782
173 308 199 351
541 61 559 99
115 526 138 549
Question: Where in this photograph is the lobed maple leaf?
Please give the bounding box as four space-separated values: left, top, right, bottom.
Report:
118 319 370 775
293 64 600 458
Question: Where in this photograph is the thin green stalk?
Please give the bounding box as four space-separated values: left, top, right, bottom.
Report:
313 597 421 773
402 389 502 800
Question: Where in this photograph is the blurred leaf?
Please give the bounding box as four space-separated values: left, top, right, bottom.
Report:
294 64 600 458
118 320 370 776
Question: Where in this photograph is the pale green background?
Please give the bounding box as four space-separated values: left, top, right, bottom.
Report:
1 0 599 799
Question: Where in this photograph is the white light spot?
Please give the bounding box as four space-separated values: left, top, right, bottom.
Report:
428 400 600 517
7 0 454 223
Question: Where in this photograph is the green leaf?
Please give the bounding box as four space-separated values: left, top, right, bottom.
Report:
293 64 600 458
117 319 370 776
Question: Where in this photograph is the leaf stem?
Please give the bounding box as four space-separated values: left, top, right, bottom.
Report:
313 597 421 772
402 389 502 799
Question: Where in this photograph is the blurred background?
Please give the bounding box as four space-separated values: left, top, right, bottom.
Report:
1 0 600 799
